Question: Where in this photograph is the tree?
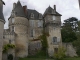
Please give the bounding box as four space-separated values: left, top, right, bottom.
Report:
63 17 78 32
61 17 78 42
72 21 80 56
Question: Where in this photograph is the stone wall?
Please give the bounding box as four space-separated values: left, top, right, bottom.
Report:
29 20 43 39
28 40 42 55
0 21 4 60
63 43 77 57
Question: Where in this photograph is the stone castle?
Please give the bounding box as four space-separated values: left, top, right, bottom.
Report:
1 0 77 60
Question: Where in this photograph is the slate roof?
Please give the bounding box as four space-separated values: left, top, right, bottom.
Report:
43 6 62 17
0 0 5 21
1 0 5 5
27 9 43 20
13 1 26 17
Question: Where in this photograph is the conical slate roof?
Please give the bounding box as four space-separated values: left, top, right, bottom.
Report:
43 6 62 17
13 1 26 17
0 0 5 22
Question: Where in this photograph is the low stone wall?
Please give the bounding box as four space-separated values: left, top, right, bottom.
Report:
28 40 42 55
63 43 77 57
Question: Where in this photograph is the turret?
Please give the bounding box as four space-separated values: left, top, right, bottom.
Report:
9 1 28 57
43 5 62 57
0 0 5 60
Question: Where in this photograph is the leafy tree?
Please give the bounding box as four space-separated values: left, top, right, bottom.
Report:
61 17 78 42
63 17 78 32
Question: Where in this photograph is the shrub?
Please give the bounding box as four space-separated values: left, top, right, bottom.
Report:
7 54 13 60
54 46 66 60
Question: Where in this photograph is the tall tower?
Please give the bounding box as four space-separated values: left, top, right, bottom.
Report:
0 0 5 60
43 5 62 56
9 1 28 57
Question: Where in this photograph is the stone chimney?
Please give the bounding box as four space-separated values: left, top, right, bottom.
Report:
23 5 27 15
54 5 56 13
13 3 16 9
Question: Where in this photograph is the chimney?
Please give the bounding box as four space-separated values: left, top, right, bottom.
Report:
13 3 16 9
54 5 56 13
23 5 27 15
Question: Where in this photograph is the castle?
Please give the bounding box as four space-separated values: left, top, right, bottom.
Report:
0 0 62 60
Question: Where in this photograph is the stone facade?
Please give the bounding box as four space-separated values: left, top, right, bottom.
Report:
3 1 62 58
0 0 5 60
63 43 77 57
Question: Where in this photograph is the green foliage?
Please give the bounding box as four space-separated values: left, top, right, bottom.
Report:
7 54 13 60
61 17 78 42
3 44 15 53
72 20 80 56
61 28 77 42
38 33 48 51
54 47 66 60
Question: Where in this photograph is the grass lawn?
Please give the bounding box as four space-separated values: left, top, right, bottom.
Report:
19 57 80 60
64 57 80 60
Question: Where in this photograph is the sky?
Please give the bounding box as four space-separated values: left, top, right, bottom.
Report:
3 0 80 29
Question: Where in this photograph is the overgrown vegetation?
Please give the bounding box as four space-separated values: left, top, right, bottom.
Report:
38 18 48 54
54 46 66 60
61 17 80 56
3 44 15 53
72 21 80 56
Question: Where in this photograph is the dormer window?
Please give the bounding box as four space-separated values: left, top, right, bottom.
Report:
31 13 34 18
39 14 42 19
53 16 56 20
12 18 15 23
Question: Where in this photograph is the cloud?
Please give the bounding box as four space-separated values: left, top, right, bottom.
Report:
3 0 80 29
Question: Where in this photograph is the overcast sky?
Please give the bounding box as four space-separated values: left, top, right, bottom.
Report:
3 0 80 29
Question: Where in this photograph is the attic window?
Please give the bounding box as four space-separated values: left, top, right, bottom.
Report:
31 13 34 18
39 14 42 19
53 16 56 20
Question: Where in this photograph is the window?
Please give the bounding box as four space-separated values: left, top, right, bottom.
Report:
38 20 43 27
54 48 58 53
39 14 42 19
31 13 34 18
53 37 57 43
12 18 14 23
9 40 11 44
53 16 56 20
30 29 35 37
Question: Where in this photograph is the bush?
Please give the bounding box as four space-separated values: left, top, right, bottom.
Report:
54 46 66 60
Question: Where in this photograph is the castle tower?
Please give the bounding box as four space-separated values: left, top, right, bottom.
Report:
43 5 62 56
0 0 5 60
9 1 28 57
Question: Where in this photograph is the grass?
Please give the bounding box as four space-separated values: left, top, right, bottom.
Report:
19 57 80 60
19 58 53 60
63 57 80 60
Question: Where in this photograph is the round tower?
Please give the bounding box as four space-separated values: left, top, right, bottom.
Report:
9 1 28 57
0 0 5 60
